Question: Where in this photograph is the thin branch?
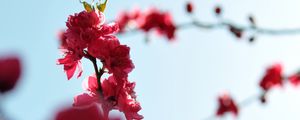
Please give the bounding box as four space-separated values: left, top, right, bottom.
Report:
117 19 300 41
83 50 103 94
180 20 300 35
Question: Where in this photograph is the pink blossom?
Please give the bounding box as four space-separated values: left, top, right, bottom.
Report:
0 56 22 93
57 52 83 80
88 37 134 78
216 92 239 117
186 2 194 13
55 104 105 120
259 63 283 91
58 10 120 80
138 8 176 40
74 75 143 120
116 8 141 32
64 11 104 54
288 72 300 86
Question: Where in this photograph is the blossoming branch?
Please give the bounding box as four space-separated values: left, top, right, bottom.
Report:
114 1 300 43
55 1 143 120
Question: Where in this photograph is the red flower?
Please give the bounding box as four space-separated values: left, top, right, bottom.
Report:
64 11 104 54
259 63 283 91
0 56 22 93
216 92 239 117
117 82 143 120
138 8 177 40
186 2 194 13
116 8 141 33
55 104 105 120
88 37 134 78
288 72 300 86
58 10 120 80
66 10 103 29
74 75 143 120
57 52 83 80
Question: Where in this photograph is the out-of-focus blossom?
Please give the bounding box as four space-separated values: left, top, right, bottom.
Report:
259 63 283 91
216 92 239 117
138 8 177 40
288 72 300 86
116 8 177 41
186 2 194 13
55 104 104 120
0 56 22 93
214 6 222 15
116 8 141 33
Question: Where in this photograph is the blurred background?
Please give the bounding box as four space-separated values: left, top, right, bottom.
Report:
1 0 300 120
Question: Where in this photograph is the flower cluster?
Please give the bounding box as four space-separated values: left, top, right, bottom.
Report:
216 92 239 117
258 63 300 103
116 8 177 41
215 63 300 119
56 5 142 120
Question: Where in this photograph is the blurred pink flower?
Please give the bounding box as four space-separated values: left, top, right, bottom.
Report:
288 72 300 86
55 104 105 120
259 63 283 91
186 2 194 13
116 8 141 32
138 8 176 40
0 56 22 93
216 92 239 117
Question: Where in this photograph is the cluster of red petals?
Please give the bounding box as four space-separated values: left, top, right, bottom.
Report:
57 10 130 80
116 8 177 41
259 63 283 91
57 9 142 120
287 70 300 86
0 56 22 93
74 75 143 120
88 35 134 79
216 92 239 117
116 8 141 33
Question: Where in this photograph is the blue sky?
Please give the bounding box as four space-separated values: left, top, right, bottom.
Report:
1 0 300 120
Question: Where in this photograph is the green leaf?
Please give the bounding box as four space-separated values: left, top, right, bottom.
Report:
97 0 108 12
83 1 93 12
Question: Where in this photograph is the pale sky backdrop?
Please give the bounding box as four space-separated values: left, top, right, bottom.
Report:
1 0 300 120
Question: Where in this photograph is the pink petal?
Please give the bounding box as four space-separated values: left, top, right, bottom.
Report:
76 61 83 78
73 93 101 107
82 74 98 92
100 22 120 35
64 63 77 80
